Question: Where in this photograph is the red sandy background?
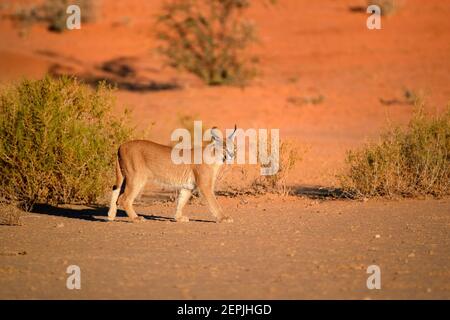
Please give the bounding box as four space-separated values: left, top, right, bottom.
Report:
1 0 450 300
1 0 449 188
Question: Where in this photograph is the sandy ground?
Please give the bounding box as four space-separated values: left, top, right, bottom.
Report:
1 0 450 299
1 196 449 299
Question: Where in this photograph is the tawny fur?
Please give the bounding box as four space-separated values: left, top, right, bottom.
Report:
107 139 233 223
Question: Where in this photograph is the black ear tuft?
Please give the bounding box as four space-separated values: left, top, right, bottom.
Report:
211 127 221 141
227 124 237 140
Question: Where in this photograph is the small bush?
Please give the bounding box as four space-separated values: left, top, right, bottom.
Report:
251 139 301 195
213 139 302 196
367 0 398 16
11 0 99 33
43 0 71 32
0 203 22 226
155 0 262 86
0 76 132 211
340 104 450 198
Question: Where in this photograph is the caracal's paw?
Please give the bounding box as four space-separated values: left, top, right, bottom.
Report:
218 216 233 223
107 216 115 222
175 216 189 223
131 216 146 223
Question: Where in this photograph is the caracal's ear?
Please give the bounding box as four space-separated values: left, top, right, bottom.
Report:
227 124 237 141
210 127 223 144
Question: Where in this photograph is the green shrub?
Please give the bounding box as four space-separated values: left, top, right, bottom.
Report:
155 0 262 86
0 76 132 210
340 104 450 198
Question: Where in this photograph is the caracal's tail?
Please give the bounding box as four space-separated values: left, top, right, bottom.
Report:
107 152 124 221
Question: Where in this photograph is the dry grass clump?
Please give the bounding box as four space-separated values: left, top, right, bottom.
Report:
0 76 132 211
340 104 450 199
0 203 22 226
251 140 301 195
218 139 302 196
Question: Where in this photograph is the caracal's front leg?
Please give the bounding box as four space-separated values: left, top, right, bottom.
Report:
198 185 233 223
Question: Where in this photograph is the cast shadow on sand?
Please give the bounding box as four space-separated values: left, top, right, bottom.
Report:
292 185 350 200
37 50 180 92
31 202 215 224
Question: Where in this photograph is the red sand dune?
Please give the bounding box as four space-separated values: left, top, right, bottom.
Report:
2 0 450 186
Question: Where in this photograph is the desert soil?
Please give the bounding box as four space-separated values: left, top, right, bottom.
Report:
1 0 450 299
1 196 450 299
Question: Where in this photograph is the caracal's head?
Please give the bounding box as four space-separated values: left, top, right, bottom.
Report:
210 125 237 163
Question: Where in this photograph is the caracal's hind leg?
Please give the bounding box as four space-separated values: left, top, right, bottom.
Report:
119 176 146 222
107 156 124 221
174 189 192 222
107 185 121 221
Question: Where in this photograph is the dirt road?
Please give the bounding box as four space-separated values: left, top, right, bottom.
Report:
1 195 449 299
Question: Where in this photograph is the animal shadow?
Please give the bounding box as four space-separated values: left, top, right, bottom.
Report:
292 185 351 200
31 204 108 222
31 204 214 223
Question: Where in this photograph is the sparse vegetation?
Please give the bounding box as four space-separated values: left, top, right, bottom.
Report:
219 139 302 196
0 202 22 226
0 76 133 211
155 0 269 86
252 139 301 195
368 0 398 16
340 104 450 198
176 113 208 147
10 0 99 33
287 94 325 107
379 88 420 106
